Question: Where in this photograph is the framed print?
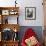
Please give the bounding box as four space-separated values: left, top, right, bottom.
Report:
25 7 36 20
2 10 9 15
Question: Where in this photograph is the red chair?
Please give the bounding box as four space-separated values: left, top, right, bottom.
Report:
21 28 41 46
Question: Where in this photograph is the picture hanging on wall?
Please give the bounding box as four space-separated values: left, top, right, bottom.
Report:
25 7 36 20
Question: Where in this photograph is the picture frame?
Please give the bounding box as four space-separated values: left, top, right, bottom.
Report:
2 10 9 15
25 7 36 20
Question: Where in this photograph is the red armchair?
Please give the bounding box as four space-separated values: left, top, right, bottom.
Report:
21 28 41 46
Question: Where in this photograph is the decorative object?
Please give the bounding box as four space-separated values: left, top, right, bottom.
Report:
2 10 9 15
25 7 36 20
5 18 8 24
15 0 17 7
9 10 18 15
13 32 18 41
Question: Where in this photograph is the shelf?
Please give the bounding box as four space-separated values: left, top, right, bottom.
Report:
0 7 19 16
0 7 19 10
1 15 18 24
0 7 19 46
2 41 18 46
0 7 19 24
2 40 19 43
0 24 20 32
0 40 19 46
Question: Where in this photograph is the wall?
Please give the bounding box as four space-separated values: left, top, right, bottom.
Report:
0 0 44 26
18 0 44 26
0 0 44 44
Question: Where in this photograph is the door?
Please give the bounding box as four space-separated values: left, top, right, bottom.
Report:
43 0 46 46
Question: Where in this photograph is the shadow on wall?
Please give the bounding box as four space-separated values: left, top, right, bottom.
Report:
18 26 43 43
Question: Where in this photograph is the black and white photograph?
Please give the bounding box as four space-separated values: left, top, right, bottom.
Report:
25 7 36 20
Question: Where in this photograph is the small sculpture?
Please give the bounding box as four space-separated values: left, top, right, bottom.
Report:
5 18 8 24
15 0 17 7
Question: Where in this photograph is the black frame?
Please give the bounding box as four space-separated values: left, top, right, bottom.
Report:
25 7 36 20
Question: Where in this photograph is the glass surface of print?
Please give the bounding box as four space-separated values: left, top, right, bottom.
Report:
25 7 36 20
